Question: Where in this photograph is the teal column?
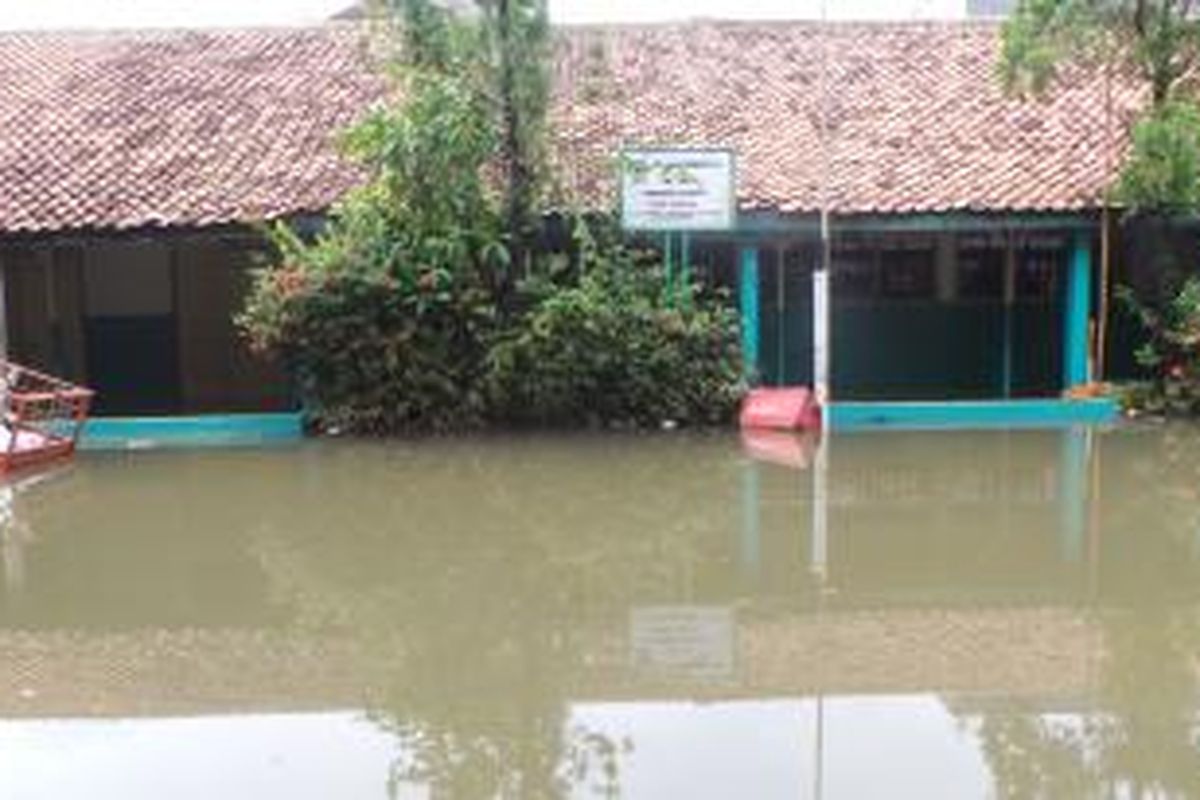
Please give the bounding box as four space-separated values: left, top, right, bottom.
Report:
1064 232 1092 388
739 246 761 382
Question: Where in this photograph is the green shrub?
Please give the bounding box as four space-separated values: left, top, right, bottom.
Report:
243 262 498 433
486 243 744 428
1117 276 1200 416
240 31 510 434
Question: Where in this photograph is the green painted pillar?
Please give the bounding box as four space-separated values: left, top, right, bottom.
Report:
1064 232 1092 388
739 246 761 382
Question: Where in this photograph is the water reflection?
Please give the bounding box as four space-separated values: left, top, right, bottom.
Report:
0 428 1199 798
0 480 33 596
0 467 68 600
962 427 1200 800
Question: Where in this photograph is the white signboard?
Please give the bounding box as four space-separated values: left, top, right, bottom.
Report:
620 148 736 232
630 605 735 682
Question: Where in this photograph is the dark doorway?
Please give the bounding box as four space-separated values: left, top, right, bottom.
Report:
85 316 180 414
83 241 181 415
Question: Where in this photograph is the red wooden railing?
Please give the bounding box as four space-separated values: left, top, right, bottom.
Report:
1 361 94 471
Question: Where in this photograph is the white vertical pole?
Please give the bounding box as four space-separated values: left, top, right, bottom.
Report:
814 0 832 430
811 9 832 796
813 269 830 412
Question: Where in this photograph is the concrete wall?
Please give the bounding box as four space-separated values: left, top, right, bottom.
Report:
176 236 290 413
0 245 86 383
81 239 179 413
0 232 290 415
51 246 87 383
84 241 173 317
0 247 53 371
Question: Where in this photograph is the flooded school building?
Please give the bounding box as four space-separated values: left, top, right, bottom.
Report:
0 21 1145 421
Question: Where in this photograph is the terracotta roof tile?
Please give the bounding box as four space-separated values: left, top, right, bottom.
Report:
0 26 385 233
551 21 1145 216
0 21 1143 234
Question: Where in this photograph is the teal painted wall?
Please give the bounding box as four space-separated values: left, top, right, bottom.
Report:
832 303 997 398
81 412 304 450
758 294 1063 398
1012 303 1064 395
727 229 1079 399
830 398 1118 430
758 251 812 387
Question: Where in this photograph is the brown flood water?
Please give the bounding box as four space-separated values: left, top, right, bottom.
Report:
1 426 1199 799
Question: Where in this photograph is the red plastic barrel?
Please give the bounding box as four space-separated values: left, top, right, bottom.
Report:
740 428 819 469
738 387 822 431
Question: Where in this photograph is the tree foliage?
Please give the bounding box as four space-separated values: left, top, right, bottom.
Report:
1116 100 1200 211
374 0 551 274
1002 2 1200 214
240 2 507 432
1002 3 1200 413
241 0 744 433
477 0 552 272
1001 0 1200 106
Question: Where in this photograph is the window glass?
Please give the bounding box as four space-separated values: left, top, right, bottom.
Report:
1017 247 1061 300
833 247 877 299
880 248 935 299
958 247 1004 300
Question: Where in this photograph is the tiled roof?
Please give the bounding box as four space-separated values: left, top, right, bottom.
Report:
552 21 1145 216
0 21 1143 233
0 27 384 233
